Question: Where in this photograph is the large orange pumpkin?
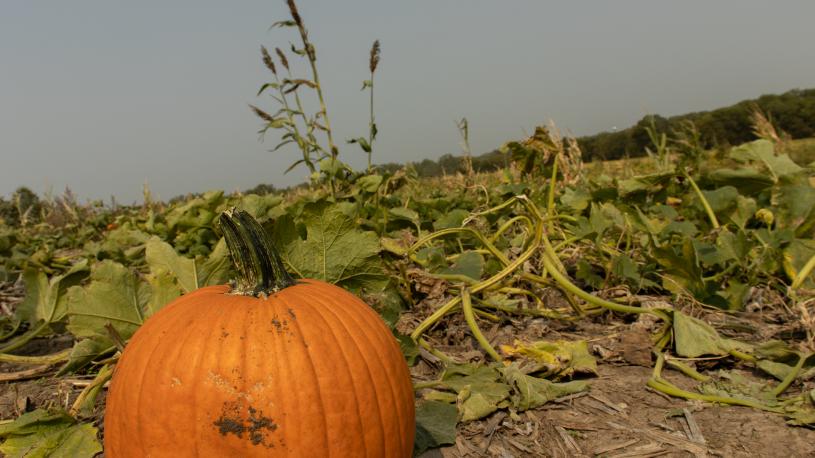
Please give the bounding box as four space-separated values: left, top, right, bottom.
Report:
104 210 415 457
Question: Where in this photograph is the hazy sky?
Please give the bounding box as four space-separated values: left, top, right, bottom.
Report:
2 1 814 202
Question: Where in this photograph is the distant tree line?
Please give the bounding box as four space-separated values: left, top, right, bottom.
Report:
386 88 815 177
577 88 815 161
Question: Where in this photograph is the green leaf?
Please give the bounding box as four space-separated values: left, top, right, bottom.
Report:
728 195 758 229
617 171 675 196
501 339 598 379
65 261 147 341
16 261 88 326
773 175 815 235
672 311 751 357
0 409 102 458
414 400 457 454
356 174 383 193
730 139 803 178
706 168 774 195
238 194 284 220
699 186 739 214
196 238 232 288
145 237 197 294
441 364 510 421
144 271 182 317
348 137 371 153
560 187 591 212
783 239 815 289
273 202 388 293
439 251 483 281
58 338 115 376
433 209 470 230
388 207 419 224
145 237 231 295
500 364 589 411
611 254 642 285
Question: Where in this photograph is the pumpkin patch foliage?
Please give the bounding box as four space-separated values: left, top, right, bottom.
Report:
2 2 815 455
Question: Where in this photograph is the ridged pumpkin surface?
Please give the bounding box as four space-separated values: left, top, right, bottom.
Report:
104 280 415 457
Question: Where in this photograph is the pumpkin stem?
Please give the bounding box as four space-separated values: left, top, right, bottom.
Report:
219 209 296 296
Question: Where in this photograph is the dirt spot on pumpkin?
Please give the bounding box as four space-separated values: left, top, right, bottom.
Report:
213 402 279 448
270 316 289 334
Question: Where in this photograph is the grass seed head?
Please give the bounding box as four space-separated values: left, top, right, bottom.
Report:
249 104 274 123
276 47 290 70
261 46 277 75
286 0 303 27
369 40 381 74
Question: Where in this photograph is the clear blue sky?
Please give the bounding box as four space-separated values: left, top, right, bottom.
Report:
2 1 814 202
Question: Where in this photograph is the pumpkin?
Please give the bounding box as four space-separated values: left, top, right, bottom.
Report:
104 210 415 457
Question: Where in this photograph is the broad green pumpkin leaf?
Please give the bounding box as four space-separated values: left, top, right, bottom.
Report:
693 240 727 267
238 193 283 220
617 171 675 196
83 227 149 261
273 202 388 293
0 409 102 458
433 209 470 230
699 186 739 214
456 384 510 422
16 261 88 325
699 370 776 404
438 251 483 281
145 237 197 293
730 139 803 179
560 187 591 212
728 195 758 229
441 363 502 390
355 174 383 193
784 390 815 427
388 207 419 224
651 238 705 298
414 400 457 454
196 237 232 287
672 311 751 357
575 260 603 289
165 190 224 230
716 229 751 265
706 167 774 196
58 338 115 376
500 364 589 411
145 237 231 295
782 239 815 289
773 175 815 235
441 363 511 421
501 340 598 379
144 270 182 317
719 280 751 311
65 261 147 341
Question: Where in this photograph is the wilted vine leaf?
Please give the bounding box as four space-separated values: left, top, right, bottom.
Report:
273 202 388 293
441 364 510 421
501 339 598 379
673 311 751 358
0 409 102 458
414 400 458 454
500 364 589 411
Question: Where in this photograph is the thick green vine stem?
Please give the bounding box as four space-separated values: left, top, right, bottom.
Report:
219 209 296 296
